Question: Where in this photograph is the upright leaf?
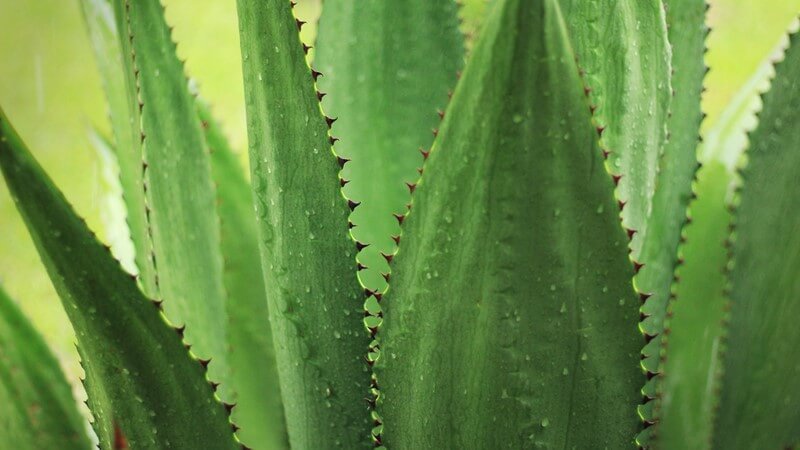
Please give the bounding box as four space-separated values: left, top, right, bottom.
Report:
85 1 285 440
198 102 288 449
110 0 230 394
558 0 672 264
638 0 707 377
653 162 731 449
0 108 238 450
81 0 153 285
237 1 371 448
377 1 643 447
712 28 800 450
655 42 781 449
314 0 464 292
0 285 90 450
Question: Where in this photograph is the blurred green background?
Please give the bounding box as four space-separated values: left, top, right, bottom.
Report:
0 0 797 390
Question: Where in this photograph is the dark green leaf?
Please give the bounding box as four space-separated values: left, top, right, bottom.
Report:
236 1 371 447
110 0 230 395
0 285 90 450
376 1 643 447
638 0 707 378
198 101 288 449
0 108 238 450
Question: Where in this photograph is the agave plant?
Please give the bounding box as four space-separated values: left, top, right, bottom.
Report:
0 0 798 448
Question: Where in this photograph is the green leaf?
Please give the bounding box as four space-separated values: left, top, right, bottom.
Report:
314 0 464 293
558 0 672 262
655 35 781 450
653 162 731 449
376 1 642 447
712 27 800 450
0 108 238 450
81 0 154 285
638 0 707 378
236 1 371 448
0 285 90 450
198 101 288 450
89 128 137 274
110 0 230 395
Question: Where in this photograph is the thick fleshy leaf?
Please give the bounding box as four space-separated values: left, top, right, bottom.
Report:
712 27 800 450
81 0 153 285
376 1 642 447
638 0 707 378
0 108 238 450
236 1 371 448
198 101 288 450
655 41 781 450
559 0 672 262
0 285 90 450
314 0 464 292
110 0 230 394
654 162 731 449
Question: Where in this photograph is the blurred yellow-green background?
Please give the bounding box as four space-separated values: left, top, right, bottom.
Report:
0 0 798 389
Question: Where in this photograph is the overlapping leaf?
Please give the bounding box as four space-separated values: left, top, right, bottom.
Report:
376 1 642 447
0 285 90 450
198 101 288 449
108 0 230 394
314 0 464 292
712 27 800 450
0 108 238 450
237 1 371 447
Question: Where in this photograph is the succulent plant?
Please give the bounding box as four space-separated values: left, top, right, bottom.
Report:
0 0 797 449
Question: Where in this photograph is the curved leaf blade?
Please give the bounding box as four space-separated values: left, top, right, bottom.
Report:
81 0 153 284
559 0 672 262
198 102 288 450
236 1 371 448
0 108 238 450
0 285 90 450
377 1 643 447
110 0 230 395
314 0 464 292
638 0 707 377
654 35 783 449
654 161 731 450
712 27 800 450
